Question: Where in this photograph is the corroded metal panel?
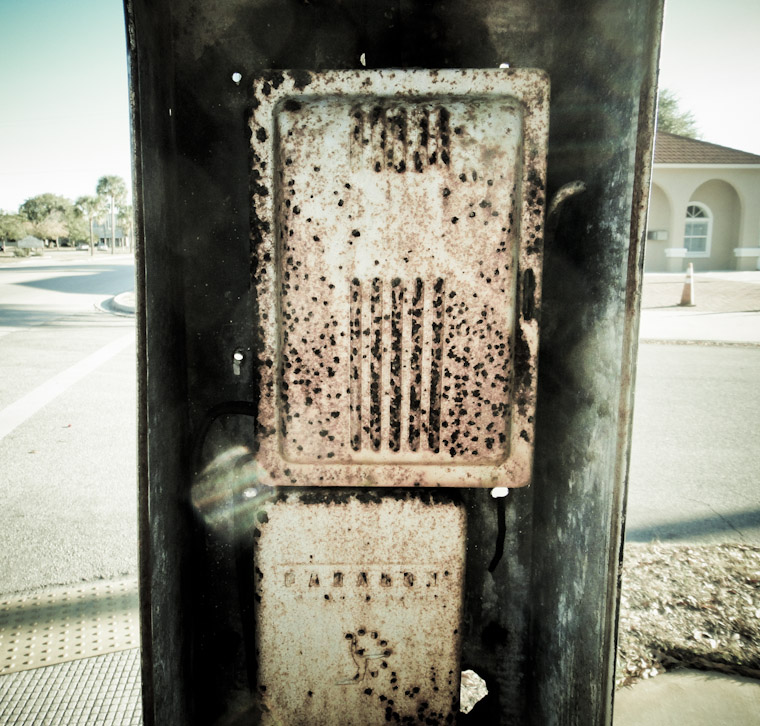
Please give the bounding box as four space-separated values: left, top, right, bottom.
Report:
251 69 548 487
254 496 466 725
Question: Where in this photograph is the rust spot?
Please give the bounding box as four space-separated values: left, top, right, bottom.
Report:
521 269 537 321
289 69 312 90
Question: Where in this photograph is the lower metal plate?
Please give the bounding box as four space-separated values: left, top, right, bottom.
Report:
254 495 466 725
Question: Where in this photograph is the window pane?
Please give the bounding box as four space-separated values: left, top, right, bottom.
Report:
684 206 710 254
686 205 706 218
685 236 706 252
690 222 708 236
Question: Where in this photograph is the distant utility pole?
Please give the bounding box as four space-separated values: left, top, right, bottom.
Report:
110 195 116 255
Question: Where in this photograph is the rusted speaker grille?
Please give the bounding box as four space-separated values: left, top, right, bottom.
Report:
252 69 548 487
345 275 506 458
348 103 455 173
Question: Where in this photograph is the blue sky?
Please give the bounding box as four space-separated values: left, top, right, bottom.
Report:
0 0 130 212
658 0 760 157
0 0 758 212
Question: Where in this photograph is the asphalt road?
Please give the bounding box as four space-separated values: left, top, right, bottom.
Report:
0 255 757 597
0 253 137 594
0 251 135 335
626 341 760 544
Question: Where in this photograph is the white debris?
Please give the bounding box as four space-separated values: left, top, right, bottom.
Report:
460 669 488 714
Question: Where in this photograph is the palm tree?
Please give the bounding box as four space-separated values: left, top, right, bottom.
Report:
96 176 128 253
74 195 100 256
117 204 134 253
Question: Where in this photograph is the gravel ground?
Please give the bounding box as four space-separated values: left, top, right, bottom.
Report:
617 542 760 688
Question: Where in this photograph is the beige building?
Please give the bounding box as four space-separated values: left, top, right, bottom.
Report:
645 132 760 272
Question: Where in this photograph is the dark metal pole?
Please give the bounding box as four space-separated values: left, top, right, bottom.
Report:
126 2 664 723
110 195 116 255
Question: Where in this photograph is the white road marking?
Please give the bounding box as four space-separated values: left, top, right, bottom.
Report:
0 332 134 442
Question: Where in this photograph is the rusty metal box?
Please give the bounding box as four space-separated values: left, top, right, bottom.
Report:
250 69 548 487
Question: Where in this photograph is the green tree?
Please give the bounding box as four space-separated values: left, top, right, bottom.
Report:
35 210 68 244
0 212 33 242
66 209 89 244
117 203 133 251
19 193 72 223
657 89 699 138
19 193 74 247
95 175 127 206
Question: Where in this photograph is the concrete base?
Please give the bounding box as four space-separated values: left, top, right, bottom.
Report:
664 256 685 273
735 256 760 272
614 670 760 726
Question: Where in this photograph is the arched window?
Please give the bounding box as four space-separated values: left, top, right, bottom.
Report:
683 203 712 256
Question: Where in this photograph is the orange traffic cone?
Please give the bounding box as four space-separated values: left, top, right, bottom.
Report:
679 263 696 307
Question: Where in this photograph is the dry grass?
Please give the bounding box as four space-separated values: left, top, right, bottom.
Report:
617 543 760 688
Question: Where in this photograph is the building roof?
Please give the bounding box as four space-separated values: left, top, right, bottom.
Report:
18 235 44 248
654 131 760 165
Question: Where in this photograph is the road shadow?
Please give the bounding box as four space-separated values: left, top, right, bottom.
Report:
0 306 132 330
0 307 64 329
626 508 760 543
8 266 135 296
0 263 128 275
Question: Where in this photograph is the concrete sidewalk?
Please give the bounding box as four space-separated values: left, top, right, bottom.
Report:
615 670 760 725
639 271 760 344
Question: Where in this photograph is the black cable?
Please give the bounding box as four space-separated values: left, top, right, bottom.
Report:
488 496 507 572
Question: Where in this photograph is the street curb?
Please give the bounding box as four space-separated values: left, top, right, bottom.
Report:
97 292 135 316
639 338 760 348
